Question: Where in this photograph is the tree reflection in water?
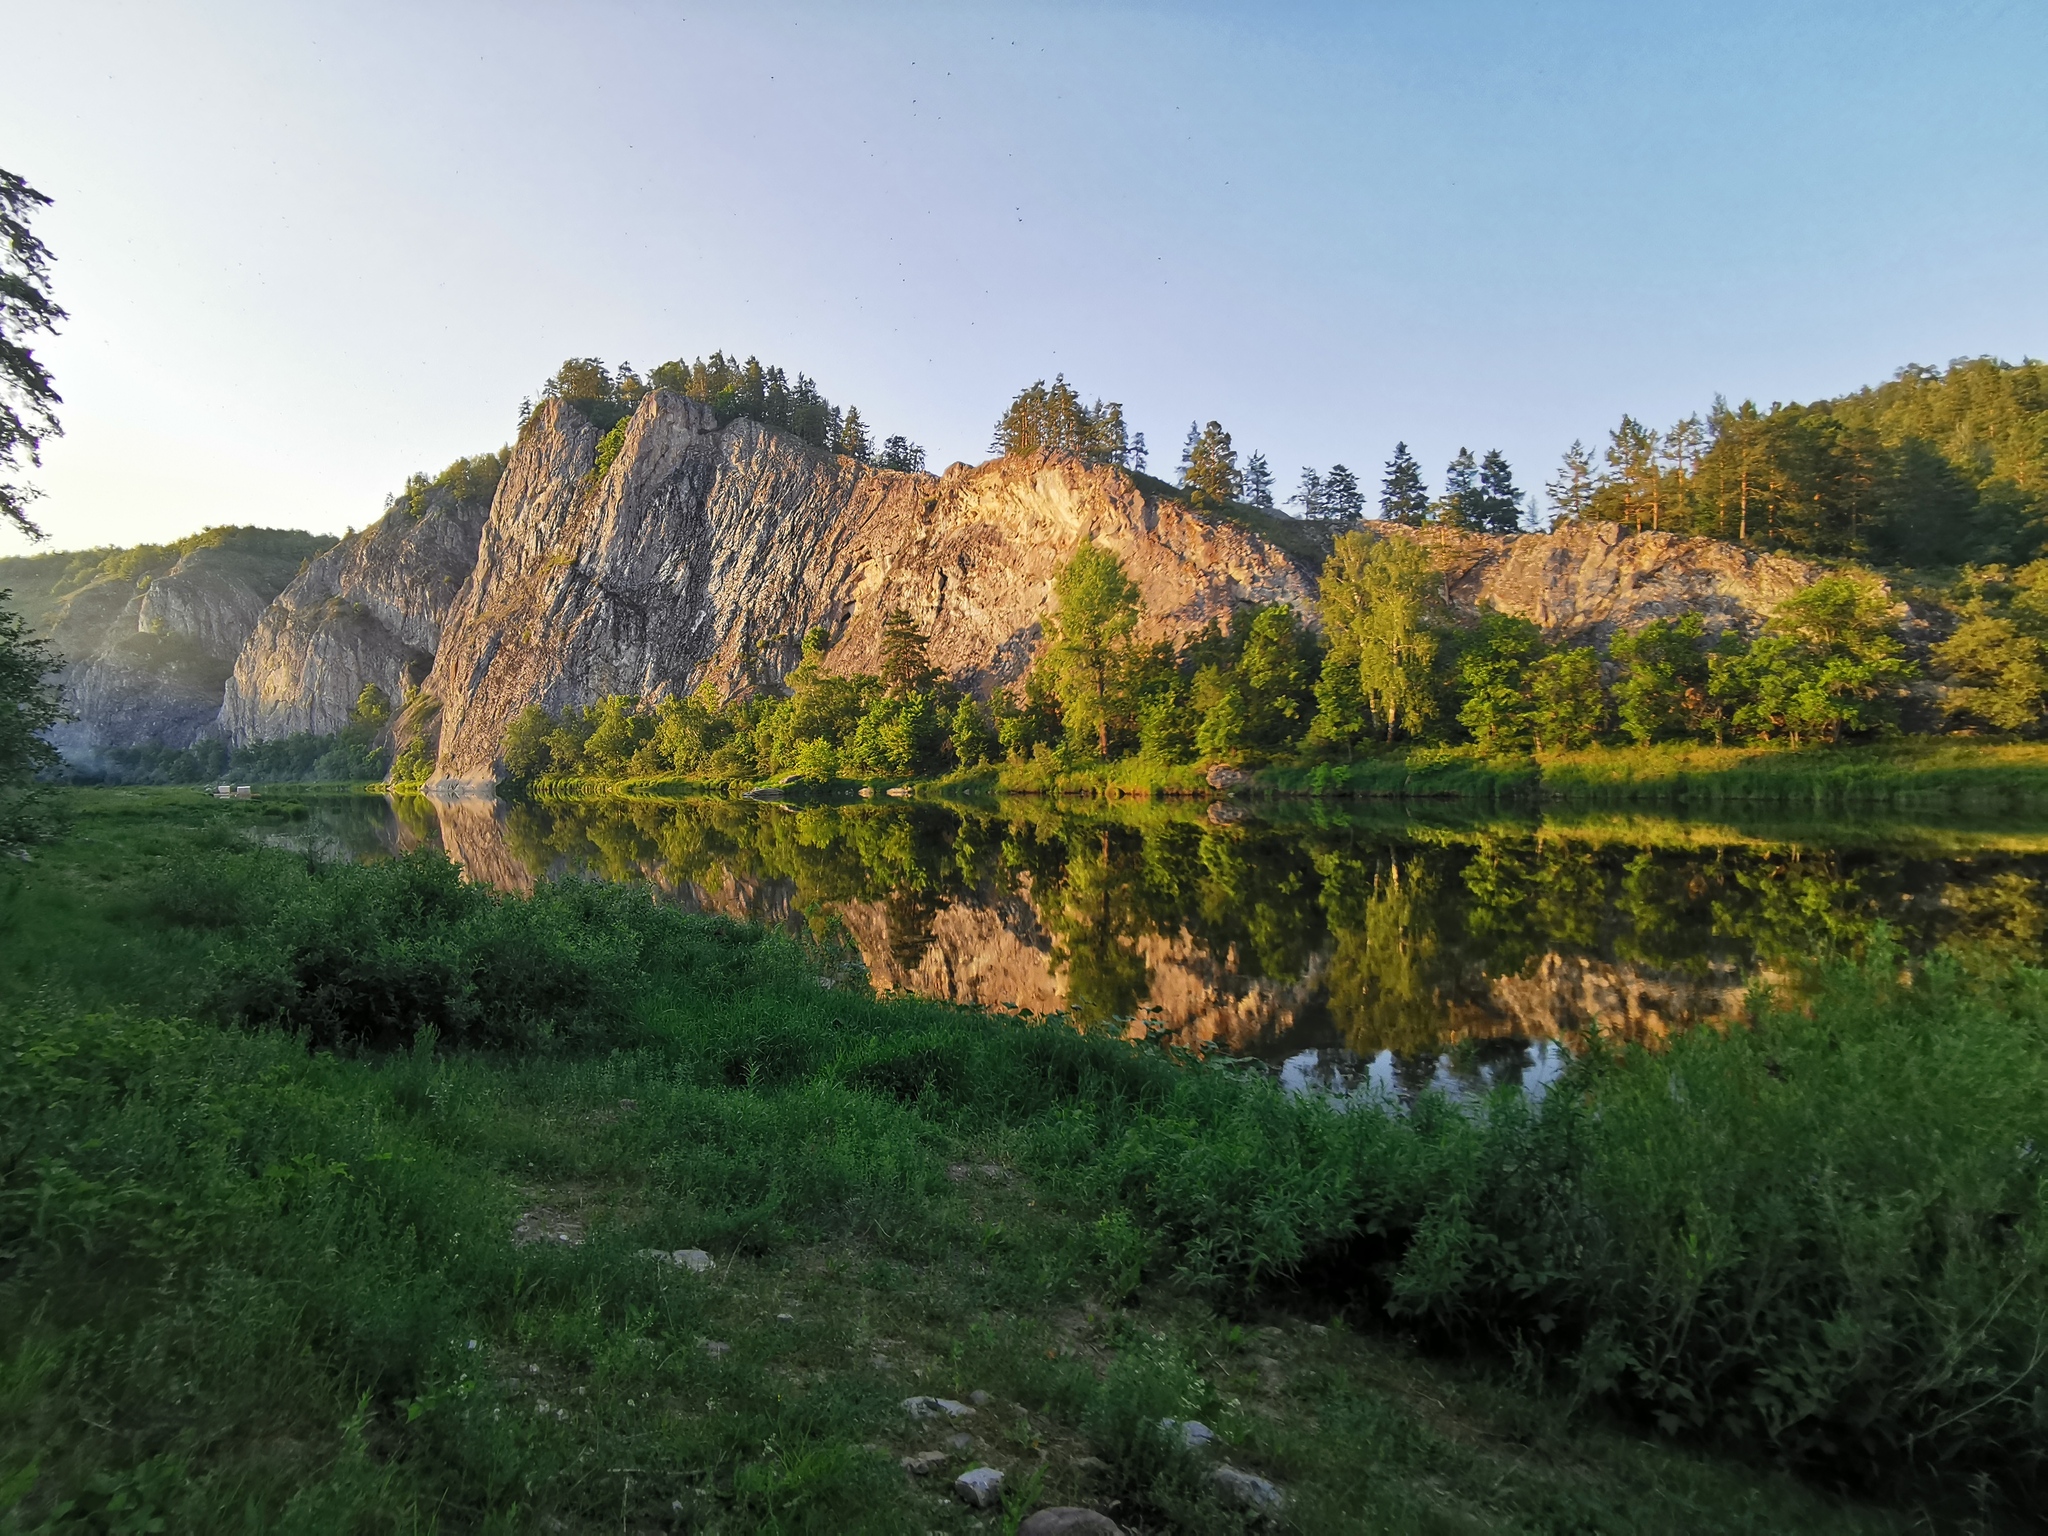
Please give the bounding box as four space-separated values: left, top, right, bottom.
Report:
344 793 2048 1084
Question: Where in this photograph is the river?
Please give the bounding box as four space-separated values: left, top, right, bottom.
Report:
298 791 2048 1098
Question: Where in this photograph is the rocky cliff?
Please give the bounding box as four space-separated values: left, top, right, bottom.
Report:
423 392 1318 785
219 485 491 743
0 528 331 761
1388 521 1818 646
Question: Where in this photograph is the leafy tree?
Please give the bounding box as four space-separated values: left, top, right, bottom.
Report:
1235 603 1319 749
2 170 66 539
1318 531 1447 740
1241 451 1275 508
1739 575 1915 743
1456 610 1545 751
879 608 937 695
1935 616 2048 732
1545 440 1596 526
1323 464 1365 521
1610 614 1712 744
1043 542 1142 756
1179 421 1241 507
1473 450 1522 535
0 588 62 851
1380 443 1429 524
1527 647 1606 750
501 704 555 779
950 695 995 765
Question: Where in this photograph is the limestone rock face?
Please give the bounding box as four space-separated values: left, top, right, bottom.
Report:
220 487 490 743
0 529 330 761
1389 521 1818 646
424 392 1317 786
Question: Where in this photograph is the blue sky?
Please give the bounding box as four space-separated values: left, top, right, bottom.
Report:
4 0 2044 553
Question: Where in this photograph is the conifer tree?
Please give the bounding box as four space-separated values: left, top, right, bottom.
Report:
1379 443 1429 524
1179 421 1241 507
1474 450 1521 534
1289 467 1326 520
1242 451 1276 508
1323 464 1365 521
0 170 64 537
1440 448 1479 527
838 408 873 461
1545 440 1596 525
1044 541 1142 756
879 608 936 695
877 435 926 472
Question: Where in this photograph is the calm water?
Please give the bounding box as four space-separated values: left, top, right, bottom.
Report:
303 792 2048 1095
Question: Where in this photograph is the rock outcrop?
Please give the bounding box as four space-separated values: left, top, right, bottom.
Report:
423 392 1318 785
1388 521 1818 646
0 528 330 761
219 485 491 743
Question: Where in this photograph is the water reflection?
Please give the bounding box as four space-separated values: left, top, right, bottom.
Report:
309 791 2048 1080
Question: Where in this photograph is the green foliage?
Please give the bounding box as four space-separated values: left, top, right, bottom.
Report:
1177 420 1241 508
0 588 61 850
990 375 1133 465
1611 614 1713 745
1580 358 2048 565
0 168 65 538
1455 610 1545 752
1042 541 1143 758
1319 532 1448 742
1526 646 1604 750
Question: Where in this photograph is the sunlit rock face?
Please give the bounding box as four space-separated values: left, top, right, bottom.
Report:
421 391 1319 787
1390 521 1819 648
221 485 491 743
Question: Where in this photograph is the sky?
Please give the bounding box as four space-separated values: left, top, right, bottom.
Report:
3 0 2045 556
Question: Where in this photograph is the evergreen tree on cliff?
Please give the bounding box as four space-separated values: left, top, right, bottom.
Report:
1473 449 1522 534
1241 451 1275 508
992 376 1131 464
1439 448 1480 527
1323 464 1365 521
1546 440 1596 525
880 608 937 696
1179 421 1241 508
1 169 66 539
1379 443 1429 524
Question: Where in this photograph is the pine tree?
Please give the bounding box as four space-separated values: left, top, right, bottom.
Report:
877 435 926 472
1379 443 1429 524
1289 467 1326 520
1545 441 1596 525
1131 431 1148 474
1323 464 1364 521
1179 421 1241 507
1242 452 1275 508
838 406 872 462
879 608 936 695
1440 448 1479 527
1474 450 1521 534
0 170 65 538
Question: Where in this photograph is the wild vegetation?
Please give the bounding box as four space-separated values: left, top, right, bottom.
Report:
0 787 2042 1530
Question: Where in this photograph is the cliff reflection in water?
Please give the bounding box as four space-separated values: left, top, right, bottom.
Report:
356 794 2048 1068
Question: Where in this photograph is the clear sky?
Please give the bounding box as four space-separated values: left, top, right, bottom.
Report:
3 0 2044 556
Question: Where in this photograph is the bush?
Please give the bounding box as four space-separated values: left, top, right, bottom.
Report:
203 850 648 1050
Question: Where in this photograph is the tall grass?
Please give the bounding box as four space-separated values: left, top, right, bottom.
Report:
3 825 2044 1521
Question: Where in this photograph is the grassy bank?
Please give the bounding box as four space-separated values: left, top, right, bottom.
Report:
8 790 2040 1530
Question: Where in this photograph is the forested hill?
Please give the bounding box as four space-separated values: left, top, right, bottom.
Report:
1566 358 2048 569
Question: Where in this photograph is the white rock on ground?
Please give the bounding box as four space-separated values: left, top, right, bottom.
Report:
639 1248 714 1273
899 1450 948 1476
1160 1417 1216 1448
901 1396 975 1420
953 1466 1005 1509
1212 1465 1284 1512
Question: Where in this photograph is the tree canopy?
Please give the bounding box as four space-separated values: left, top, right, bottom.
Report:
1 169 65 539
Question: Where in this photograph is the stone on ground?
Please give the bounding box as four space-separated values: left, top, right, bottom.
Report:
953 1466 1005 1509
1212 1465 1285 1512
1016 1509 1123 1535
899 1450 948 1476
901 1395 975 1420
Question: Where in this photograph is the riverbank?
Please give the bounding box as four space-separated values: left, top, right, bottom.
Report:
1 788 2042 1529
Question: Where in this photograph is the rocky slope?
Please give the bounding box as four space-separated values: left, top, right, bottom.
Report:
422 392 1318 785
0 528 330 761
219 484 492 742
1387 521 1818 645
